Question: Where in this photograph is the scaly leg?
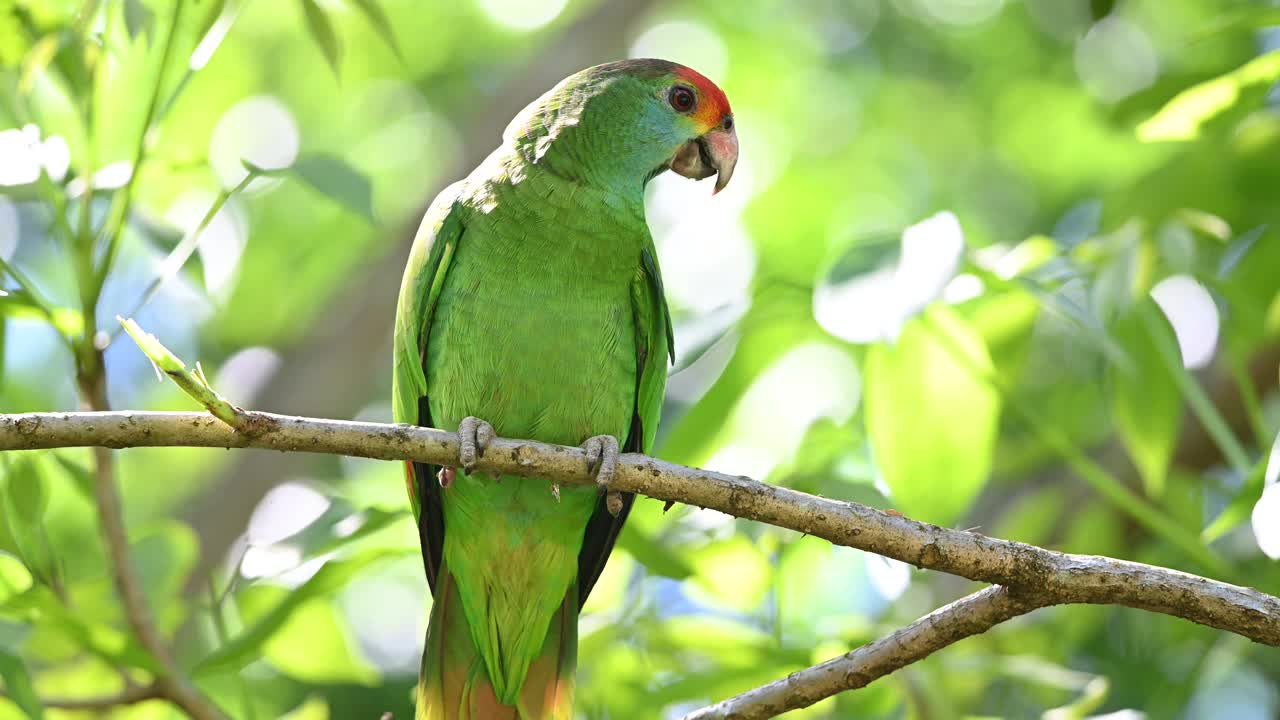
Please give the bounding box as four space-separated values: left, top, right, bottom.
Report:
439 416 496 488
581 434 622 516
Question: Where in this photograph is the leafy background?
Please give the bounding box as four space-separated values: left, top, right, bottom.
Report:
2 0 1280 718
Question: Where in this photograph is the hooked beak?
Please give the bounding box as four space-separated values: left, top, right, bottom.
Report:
668 124 738 194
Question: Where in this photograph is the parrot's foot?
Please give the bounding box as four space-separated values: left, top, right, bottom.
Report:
458 416 496 473
437 467 456 488
582 434 622 516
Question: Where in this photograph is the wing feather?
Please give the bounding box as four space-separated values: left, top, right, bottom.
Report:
393 183 466 593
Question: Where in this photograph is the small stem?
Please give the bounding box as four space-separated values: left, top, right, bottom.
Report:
108 171 256 343
207 577 258 720
1142 309 1253 475
1227 349 1269 448
0 256 60 326
76 371 229 720
93 0 187 295
683 586 1042 720
119 318 253 430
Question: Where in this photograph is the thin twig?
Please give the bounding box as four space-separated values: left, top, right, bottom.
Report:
71 401 228 720
682 586 1044 720
118 317 253 430
108 171 257 342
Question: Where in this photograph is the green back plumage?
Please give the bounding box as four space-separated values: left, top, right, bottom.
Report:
394 59 719 719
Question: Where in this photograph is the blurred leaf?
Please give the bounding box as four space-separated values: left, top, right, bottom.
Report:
1191 8 1280 42
289 506 406 563
263 596 378 685
0 648 43 720
864 305 1000 525
1218 225 1266 278
616 526 692 580
47 453 94 502
3 586 160 671
298 0 340 76
195 549 408 676
18 34 58 94
1203 443 1270 542
130 522 198 627
348 0 400 60
1138 50 1280 142
0 456 52 583
123 0 155 40
1084 223 1146 321
0 7 32 67
0 552 33 606
194 0 229 45
1089 0 1116 21
687 535 771 612
1108 299 1182 497
280 697 330 720
0 290 85 338
289 154 373 221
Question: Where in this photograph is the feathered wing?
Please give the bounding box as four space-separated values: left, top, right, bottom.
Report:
393 182 465 591
575 242 673 604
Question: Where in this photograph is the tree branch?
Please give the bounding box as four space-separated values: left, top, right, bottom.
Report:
682 586 1044 720
4 409 1277 656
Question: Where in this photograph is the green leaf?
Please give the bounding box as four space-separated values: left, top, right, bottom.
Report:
195 549 409 676
0 648 43 720
0 552 33 606
194 0 229 46
348 0 400 60
130 522 198 628
18 34 59 94
864 305 1000 525
298 0 340 76
1138 50 1280 142
48 453 94 503
280 697 329 720
1218 225 1266 278
616 525 693 580
123 0 155 40
288 506 406 563
1202 442 1270 542
262 596 378 685
0 456 52 583
1108 299 1182 497
0 7 33 67
5 586 160 671
289 154 374 221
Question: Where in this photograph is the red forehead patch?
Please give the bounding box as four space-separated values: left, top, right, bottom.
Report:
673 64 732 126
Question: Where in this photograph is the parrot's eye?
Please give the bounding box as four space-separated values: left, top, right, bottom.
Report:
722 115 734 131
668 85 696 113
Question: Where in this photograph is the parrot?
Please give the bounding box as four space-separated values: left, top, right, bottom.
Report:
392 58 737 719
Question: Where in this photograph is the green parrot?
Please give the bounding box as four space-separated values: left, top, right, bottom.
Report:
392 59 737 719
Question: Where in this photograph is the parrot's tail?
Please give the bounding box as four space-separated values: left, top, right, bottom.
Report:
416 565 577 720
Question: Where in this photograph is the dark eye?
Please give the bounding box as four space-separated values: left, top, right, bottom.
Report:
722 115 734 131
668 85 696 113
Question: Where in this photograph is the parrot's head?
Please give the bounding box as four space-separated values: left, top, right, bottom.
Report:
505 59 738 195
